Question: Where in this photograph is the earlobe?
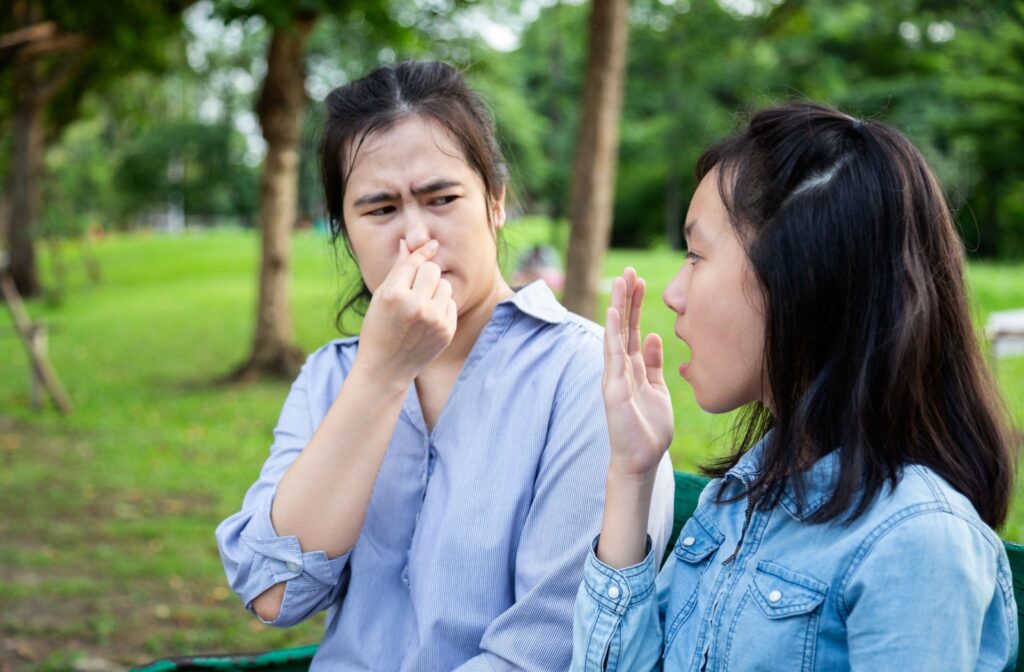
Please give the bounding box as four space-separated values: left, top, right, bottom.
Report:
492 186 507 230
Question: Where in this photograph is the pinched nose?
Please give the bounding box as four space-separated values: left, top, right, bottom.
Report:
402 211 431 251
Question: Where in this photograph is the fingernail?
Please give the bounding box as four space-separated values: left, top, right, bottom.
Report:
425 240 439 252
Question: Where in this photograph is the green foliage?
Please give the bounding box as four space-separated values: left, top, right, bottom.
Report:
115 118 258 224
0 0 192 136
468 0 1024 256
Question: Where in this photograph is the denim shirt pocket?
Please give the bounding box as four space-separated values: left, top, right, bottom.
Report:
724 560 828 672
664 513 724 654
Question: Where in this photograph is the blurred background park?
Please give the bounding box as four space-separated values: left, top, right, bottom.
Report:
1 0 1023 668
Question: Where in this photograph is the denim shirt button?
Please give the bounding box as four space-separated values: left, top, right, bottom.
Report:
768 589 782 603
682 536 696 547
286 561 300 573
607 585 621 599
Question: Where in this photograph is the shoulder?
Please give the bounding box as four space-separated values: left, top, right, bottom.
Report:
301 336 360 372
535 309 604 361
544 312 604 384
838 465 1011 610
287 337 360 395
853 465 1003 556
518 305 603 346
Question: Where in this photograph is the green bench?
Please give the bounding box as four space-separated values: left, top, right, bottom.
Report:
135 471 1024 671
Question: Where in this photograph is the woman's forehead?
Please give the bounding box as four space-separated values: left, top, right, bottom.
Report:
344 116 476 190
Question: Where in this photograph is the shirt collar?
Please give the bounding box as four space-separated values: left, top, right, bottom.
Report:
723 431 842 521
497 280 568 324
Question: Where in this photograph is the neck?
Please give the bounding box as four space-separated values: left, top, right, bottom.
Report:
432 270 513 369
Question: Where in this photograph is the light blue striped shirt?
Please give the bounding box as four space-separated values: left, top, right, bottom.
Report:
216 280 675 672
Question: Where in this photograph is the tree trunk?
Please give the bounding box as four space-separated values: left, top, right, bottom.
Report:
229 16 316 382
6 74 45 298
663 33 684 251
562 0 631 320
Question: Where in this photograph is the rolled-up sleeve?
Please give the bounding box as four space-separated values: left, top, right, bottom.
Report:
214 355 350 627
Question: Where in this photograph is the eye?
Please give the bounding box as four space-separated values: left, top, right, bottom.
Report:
366 205 396 217
430 194 458 206
685 250 702 265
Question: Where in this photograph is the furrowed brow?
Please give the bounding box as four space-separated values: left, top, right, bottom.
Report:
353 191 398 208
411 180 461 196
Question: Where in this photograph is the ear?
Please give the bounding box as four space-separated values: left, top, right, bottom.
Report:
491 185 507 230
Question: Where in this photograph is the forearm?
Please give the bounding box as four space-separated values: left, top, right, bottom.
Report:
272 361 408 558
597 468 657 569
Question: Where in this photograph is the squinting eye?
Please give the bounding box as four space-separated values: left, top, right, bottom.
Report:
431 195 458 206
685 251 702 265
367 205 395 216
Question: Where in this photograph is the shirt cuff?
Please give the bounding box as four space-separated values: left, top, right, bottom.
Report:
239 490 350 605
582 535 658 616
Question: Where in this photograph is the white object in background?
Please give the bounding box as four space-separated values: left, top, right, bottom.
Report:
987 309 1024 359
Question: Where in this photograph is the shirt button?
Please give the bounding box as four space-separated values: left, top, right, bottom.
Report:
607 585 620 599
286 561 300 573
768 590 782 603
682 536 696 547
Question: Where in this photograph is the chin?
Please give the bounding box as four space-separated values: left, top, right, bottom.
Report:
693 389 745 415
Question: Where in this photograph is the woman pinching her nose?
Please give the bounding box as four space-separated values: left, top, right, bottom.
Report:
355 238 457 392
216 60 676 672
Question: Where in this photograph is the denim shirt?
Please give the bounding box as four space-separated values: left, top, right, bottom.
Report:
217 281 676 672
573 437 1018 671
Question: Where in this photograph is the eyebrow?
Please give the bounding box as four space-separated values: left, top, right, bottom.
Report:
683 220 701 243
352 180 463 208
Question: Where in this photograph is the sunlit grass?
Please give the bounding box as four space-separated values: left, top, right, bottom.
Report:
0 224 1022 664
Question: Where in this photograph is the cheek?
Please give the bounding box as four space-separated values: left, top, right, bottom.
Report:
348 232 398 292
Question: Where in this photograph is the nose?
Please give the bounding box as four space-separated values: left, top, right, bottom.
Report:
402 208 431 251
663 266 688 316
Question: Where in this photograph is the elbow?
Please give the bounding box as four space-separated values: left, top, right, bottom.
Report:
251 583 285 624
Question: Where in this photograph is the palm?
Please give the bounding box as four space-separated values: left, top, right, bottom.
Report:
603 269 674 476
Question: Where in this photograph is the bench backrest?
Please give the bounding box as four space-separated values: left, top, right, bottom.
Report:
670 471 1024 672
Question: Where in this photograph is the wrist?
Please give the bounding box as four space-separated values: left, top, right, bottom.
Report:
604 467 657 510
346 358 412 400
606 458 660 491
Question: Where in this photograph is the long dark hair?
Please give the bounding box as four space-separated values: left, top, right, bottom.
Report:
699 102 1015 528
319 60 508 331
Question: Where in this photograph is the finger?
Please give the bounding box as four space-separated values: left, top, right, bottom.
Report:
444 298 458 333
606 276 630 360
627 277 645 356
620 268 635 349
390 239 439 288
610 276 626 354
642 333 666 388
411 261 442 300
604 306 628 380
432 277 453 309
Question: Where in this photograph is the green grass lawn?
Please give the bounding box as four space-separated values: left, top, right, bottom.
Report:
1 224 1022 668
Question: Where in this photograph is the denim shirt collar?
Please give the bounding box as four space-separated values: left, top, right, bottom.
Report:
497 280 568 325
724 431 842 521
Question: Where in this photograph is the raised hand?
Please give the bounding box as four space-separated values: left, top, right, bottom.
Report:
355 239 458 387
602 267 675 480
